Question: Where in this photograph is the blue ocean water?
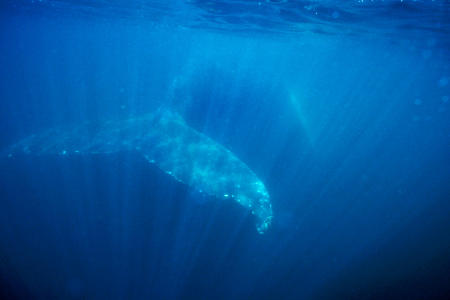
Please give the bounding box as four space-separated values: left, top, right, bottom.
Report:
0 0 449 299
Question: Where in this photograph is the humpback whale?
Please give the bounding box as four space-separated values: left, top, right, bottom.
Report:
4 110 272 234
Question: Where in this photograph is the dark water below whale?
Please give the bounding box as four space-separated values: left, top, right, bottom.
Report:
0 1 449 299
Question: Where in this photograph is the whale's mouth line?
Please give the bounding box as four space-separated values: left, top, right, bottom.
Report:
4 110 273 234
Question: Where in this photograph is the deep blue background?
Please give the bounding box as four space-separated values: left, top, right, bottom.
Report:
1 2 450 299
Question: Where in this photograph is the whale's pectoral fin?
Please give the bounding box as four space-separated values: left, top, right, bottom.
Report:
2 110 273 234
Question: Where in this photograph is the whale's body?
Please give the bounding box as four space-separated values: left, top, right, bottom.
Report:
5 110 272 233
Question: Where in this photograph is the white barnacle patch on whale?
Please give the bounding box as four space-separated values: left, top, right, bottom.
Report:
3 109 273 234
